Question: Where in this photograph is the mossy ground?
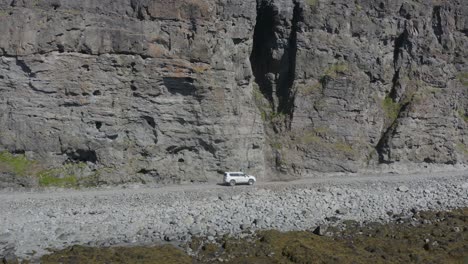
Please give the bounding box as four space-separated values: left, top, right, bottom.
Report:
39 208 468 264
40 245 191 264
0 151 39 176
0 151 100 188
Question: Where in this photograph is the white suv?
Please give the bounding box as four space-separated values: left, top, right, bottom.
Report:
223 172 256 186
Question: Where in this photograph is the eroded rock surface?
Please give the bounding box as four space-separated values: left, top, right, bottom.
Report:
0 0 264 184
0 0 467 184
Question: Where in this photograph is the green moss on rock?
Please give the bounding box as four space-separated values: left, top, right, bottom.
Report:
0 150 102 188
457 72 468 86
457 109 468 123
0 151 38 176
306 0 318 7
38 173 78 188
382 96 401 122
41 245 192 264
37 163 100 188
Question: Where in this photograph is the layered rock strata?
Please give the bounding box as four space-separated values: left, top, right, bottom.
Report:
0 0 467 184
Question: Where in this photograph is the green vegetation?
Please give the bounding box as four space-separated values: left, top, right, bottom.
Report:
334 141 355 154
270 140 282 150
38 173 78 188
356 3 362 11
37 163 83 188
37 162 99 188
306 0 318 6
41 209 468 264
297 129 356 156
0 10 9 17
311 126 329 135
457 72 468 86
41 245 191 264
192 64 210 74
458 109 468 123
313 99 327 111
299 82 322 95
195 209 468 263
252 84 269 122
382 96 401 122
269 111 286 123
366 148 377 164
323 63 349 79
456 143 468 155
0 150 101 188
300 132 322 145
252 84 287 125
0 151 38 176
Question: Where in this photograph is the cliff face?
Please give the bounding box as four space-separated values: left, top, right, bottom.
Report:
0 0 466 185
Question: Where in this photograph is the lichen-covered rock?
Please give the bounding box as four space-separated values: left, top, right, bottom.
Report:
0 0 467 185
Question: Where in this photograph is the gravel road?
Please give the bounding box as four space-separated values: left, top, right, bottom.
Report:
1 170 467 261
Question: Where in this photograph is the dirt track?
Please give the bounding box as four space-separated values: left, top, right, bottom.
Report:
1 170 466 200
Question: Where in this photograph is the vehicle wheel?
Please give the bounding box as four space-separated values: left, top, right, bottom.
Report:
248 179 254 185
229 180 236 186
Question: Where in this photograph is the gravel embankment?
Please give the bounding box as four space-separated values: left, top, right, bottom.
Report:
1 171 467 261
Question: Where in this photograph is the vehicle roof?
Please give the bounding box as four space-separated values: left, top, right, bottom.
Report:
225 171 245 174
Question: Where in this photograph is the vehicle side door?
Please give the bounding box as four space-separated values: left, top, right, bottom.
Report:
239 173 249 183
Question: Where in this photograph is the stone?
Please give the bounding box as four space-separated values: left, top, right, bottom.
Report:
240 224 251 230
1 171 468 260
218 194 229 201
335 208 348 215
189 224 203 235
397 186 409 192
312 225 328 236
183 216 194 226
164 235 175 242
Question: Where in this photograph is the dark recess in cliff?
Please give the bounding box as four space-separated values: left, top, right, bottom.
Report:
65 149 97 163
250 0 301 125
250 0 276 104
278 1 301 118
375 28 413 164
432 6 443 45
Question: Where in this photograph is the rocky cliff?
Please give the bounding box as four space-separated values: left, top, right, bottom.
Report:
0 0 467 185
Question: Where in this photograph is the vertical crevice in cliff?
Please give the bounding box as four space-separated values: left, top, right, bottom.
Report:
432 6 443 45
375 28 411 164
277 1 301 123
375 100 412 163
250 0 301 129
250 0 276 107
250 0 276 105
390 28 409 101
